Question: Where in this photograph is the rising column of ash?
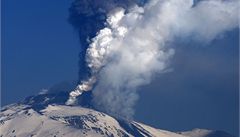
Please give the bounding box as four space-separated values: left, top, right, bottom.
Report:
66 0 144 105
66 0 238 119
66 7 130 105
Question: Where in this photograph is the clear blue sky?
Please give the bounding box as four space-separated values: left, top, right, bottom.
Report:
2 0 239 136
2 0 79 104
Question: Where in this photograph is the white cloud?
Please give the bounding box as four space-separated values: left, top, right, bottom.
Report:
67 0 238 118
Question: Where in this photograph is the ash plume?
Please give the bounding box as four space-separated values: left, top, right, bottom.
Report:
66 0 145 105
68 0 146 82
66 0 238 119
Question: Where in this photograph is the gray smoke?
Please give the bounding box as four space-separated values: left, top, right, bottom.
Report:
68 0 146 82
66 0 145 105
67 0 238 119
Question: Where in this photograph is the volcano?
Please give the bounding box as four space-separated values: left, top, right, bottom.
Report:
0 91 235 137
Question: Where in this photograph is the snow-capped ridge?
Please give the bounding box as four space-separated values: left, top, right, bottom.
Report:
0 92 235 137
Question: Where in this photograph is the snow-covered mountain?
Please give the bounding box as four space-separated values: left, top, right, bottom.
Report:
0 92 235 137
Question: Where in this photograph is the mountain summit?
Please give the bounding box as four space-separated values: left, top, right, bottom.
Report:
0 92 235 137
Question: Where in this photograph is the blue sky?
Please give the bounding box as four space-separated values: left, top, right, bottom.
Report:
2 0 79 104
2 0 239 136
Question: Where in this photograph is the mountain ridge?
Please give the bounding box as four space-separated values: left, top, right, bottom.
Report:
0 92 235 137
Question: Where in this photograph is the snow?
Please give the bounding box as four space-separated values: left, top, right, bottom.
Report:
132 122 186 137
0 104 235 137
1 104 131 137
178 129 213 137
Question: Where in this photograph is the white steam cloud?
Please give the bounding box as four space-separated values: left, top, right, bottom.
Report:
67 0 238 118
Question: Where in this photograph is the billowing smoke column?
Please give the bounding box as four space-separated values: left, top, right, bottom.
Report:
68 0 146 82
66 0 238 118
66 0 145 105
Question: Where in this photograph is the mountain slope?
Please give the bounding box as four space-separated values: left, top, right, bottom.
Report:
1 104 186 137
0 92 235 137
